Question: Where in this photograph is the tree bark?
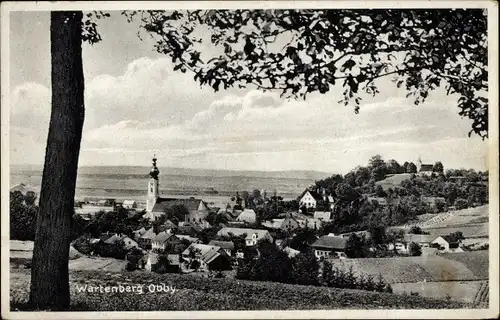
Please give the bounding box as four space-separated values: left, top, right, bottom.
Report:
28 11 84 310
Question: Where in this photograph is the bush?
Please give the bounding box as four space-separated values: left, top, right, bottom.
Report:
408 242 422 256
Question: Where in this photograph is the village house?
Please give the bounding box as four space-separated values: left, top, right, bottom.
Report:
181 243 232 271
311 234 348 259
298 189 324 210
366 196 388 206
262 217 300 232
151 232 183 253
296 218 323 230
339 230 371 239
144 252 180 273
431 235 464 252
176 234 202 244
176 224 203 236
283 246 300 258
122 199 137 209
104 233 139 250
236 209 257 224
313 211 333 221
217 227 274 246
403 234 436 248
137 227 156 249
208 240 235 256
422 196 446 209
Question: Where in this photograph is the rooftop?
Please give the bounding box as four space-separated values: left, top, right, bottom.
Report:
311 235 347 250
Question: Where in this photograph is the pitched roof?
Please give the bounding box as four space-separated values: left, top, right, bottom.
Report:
176 235 200 243
104 234 134 245
182 244 223 264
313 211 332 221
283 246 300 258
419 164 434 172
152 231 178 243
139 228 156 240
300 189 324 201
177 225 202 235
404 234 435 243
133 227 147 237
262 219 285 229
217 227 271 241
152 197 208 213
123 200 136 205
236 209 257 223
208 240 235 251
311 235 347 250
440 235 461 244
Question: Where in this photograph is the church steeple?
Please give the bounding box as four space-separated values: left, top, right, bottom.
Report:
150 155 160 180
147 155 160 213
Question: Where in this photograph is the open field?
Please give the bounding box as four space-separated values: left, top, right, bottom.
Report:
375 174 412 191
10 266 469 311
441 251 489 279
10 240 127 272
392 280 488 306
331 253 488 284
391 205 489 239
423 206 489 228
422 224 488 238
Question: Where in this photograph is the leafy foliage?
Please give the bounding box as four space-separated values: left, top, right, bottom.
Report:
120 9 488 138
10 191 37 241
408 242 422 256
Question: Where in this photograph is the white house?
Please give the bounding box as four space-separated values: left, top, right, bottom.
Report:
151 232 181 252
403 234 435 248
181 243 231 271
208 240 235 256
298 190 324 210
311 234 348 259
431 235 462 252
104 234 138 250
217 227 273 246
122 200 137 209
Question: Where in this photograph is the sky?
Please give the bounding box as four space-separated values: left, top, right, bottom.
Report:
9 11 488 174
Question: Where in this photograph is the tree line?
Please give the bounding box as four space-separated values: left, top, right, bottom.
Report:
236 240 392 293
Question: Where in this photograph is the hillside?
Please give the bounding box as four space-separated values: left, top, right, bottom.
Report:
375 173 413 190
10 267 468 311
330 254 488 284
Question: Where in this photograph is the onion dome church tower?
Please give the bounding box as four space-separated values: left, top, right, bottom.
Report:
146 156 160 213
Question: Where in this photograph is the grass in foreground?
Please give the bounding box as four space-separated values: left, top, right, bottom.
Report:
10 265 470 311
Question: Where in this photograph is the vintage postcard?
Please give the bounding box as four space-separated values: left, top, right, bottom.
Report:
1 1 498 319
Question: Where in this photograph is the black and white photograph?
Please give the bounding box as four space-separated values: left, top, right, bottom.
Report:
1 1 498 319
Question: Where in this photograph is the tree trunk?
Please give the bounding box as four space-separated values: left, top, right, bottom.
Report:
28 11 84 310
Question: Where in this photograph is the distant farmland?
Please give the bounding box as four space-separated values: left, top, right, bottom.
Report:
330 254 488 284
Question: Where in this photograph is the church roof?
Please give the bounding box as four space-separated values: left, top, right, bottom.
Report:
419 164 434 172
152 197 208 213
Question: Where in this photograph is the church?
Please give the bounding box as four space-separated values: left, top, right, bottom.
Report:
143 156 211 222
